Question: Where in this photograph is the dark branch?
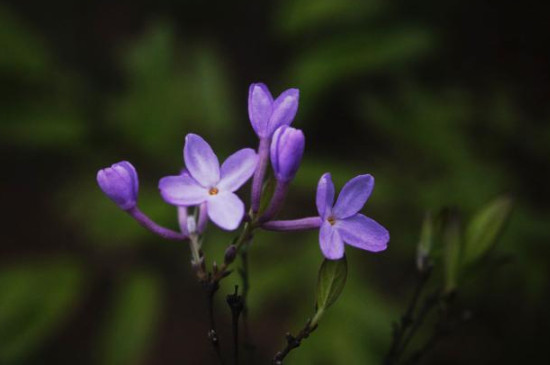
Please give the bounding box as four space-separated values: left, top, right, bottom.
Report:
272 320 318 364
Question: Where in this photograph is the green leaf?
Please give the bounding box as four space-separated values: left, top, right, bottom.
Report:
464 196 513 265
274 0 384 37
0 259 85 363
416 212 433 271
96 271 161 365
315 256 348 312
443 214 461 293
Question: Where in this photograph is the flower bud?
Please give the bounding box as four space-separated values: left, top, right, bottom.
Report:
224 245 238 264
248 83 300 139
270 126 305 183
97 161 138 210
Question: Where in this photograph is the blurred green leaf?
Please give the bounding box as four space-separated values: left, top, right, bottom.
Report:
0 259 85 363
0 106 86 148
443 214 461 293
287 29 433 111
0 4 52 79
111 21 237 162
316 256 348 312
57 177 176 248
274 0 384 37
96 271 161 365
416 212 433 271
464 196 513 266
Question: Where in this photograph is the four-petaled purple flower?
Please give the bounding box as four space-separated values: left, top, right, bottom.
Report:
248 83 300 139
316 173 389 260
97 161 139 210
159 133 258 231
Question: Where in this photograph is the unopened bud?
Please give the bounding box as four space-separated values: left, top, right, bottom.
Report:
224 245 238 264
96 161 139 210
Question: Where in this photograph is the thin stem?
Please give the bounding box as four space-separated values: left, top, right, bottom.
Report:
272 319 318 364
128 207 187 240
205 281 224 364
258 180 288 223
177 206 189 235
395 290 441 364
384 266 433 365
251 138 270 214
212 222 255 282
226 285 244 365
239 245 254 362
403 293 457 365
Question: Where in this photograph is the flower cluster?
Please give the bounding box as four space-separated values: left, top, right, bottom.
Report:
97 82 389 259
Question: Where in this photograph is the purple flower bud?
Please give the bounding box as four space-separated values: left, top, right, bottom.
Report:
270 126 305 183
97 161 138 210
248 83 299 139
224 244 238 264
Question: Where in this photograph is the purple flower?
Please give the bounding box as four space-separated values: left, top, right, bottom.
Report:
270 126 305 183
97 161 138 210
248 83 300 139
159 134 258 231
316 173 389 260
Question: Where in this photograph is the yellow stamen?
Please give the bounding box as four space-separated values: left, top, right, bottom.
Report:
209 187 219 195
327 216 336 225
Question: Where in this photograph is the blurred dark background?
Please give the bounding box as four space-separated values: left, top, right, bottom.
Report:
1 0 549 364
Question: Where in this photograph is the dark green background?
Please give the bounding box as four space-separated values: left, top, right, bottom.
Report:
1 0 549 364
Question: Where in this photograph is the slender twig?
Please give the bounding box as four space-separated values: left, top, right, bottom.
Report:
404 294 458 365
272 320 318 364
226 285 244 365
239 246 254 360
205 280 224 364
385 266 433 365
395 289 441 363
188 221 257 365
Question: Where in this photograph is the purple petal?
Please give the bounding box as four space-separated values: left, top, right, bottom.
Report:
332 174 374 219
316 173 335 218
248 83 273 138
115 161 139 197
217 148 258 192
337 214 389 252
97 161 139 210
158 174 208 206
207 192 245 230
270 126 305 182
267 88 299 136
183 134 220 187
319 221 345 260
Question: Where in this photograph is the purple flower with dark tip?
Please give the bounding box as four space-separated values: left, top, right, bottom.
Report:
248 83 300 139
316 173 389 260
270 126 305 183
97 161 138 210
159 134 258 231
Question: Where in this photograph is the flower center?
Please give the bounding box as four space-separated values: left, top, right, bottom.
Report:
327 216 336 226
209 187 219 195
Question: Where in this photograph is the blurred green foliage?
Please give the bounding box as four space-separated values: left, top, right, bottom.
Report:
1 0 549 364
0 259 84 363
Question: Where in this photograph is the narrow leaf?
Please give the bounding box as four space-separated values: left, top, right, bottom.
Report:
316 256 348 311
96 271 161 365
443 213 461 293
416 212 433 271
464 196 513 265
0 259 84 363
